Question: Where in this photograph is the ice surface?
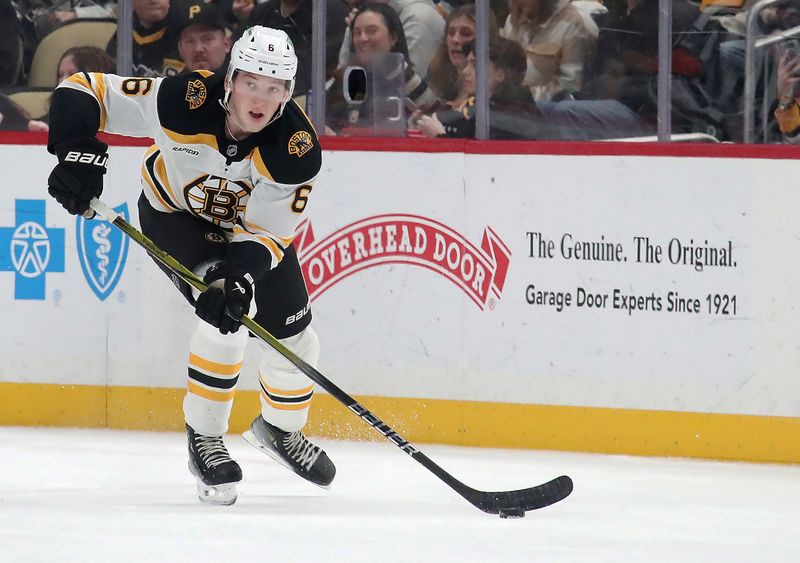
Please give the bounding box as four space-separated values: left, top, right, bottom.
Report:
1 427 798 562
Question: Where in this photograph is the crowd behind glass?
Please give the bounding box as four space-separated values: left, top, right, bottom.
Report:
2 0 800 143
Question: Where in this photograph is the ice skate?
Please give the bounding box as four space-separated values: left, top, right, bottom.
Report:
242 416 335 488
186 424 242 505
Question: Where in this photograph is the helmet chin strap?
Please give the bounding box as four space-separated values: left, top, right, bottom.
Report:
218 99 246 142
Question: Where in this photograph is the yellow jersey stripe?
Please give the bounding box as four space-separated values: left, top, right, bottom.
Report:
244 219 294 246
88 73 108 131
292 100 317 135
154 153 180 205
143 149 180 210
141 162 172 211
233 226 284 262
251 149 274 181
66 73 91 90
162 127 219 151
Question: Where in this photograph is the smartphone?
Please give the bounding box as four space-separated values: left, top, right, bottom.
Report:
778 37 800 59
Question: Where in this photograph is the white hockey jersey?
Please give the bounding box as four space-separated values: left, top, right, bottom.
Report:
49 70 322 274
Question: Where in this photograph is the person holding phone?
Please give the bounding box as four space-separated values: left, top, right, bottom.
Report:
774 41 800 140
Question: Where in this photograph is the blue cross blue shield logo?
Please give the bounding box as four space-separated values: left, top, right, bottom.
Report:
0 199 65 300
77 203 130 300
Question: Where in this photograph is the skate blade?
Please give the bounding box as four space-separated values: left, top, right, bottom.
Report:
196 479 238 506
188 461 238 506
242 429 331 490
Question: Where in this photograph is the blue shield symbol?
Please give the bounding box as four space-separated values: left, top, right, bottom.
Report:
77 203 130 300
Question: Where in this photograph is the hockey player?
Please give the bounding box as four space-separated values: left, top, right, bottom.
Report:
46 26 335 505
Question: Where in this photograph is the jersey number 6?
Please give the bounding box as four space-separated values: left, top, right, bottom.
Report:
291 185 312 213
122 78 154 96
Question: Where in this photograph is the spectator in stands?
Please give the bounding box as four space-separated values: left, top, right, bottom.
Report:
237 0 350 97
176 2 232 73
425 4 497 104
416 36 539 138
774 46 800 141
500 0 597 101
337 0 445 77
13 0 116 51
715 1 800 140
45 0 117 32
588 0 725 137
327 2 439 132
231 0 256 24
0 93 48 131
107 0 183 77
416 36 645 139
57 45 116 83
0 0 23 86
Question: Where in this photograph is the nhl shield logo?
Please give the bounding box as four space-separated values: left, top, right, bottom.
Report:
76 203 130 301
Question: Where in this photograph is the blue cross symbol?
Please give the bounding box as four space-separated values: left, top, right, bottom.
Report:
0 200 65 300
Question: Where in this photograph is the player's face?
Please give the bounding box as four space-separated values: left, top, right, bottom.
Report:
446 17 475 69
228 72 290 133
352 11 396 64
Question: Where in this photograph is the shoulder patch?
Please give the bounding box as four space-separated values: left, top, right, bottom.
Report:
288 130 314 157
186 79 207 110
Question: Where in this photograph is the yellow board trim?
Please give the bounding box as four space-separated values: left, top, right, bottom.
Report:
2 382 800 463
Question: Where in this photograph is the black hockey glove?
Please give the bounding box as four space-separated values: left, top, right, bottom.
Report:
47 137 109 216
195 262 255 335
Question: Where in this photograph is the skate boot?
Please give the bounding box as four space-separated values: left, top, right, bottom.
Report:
242 416 335 488
186 424 242 505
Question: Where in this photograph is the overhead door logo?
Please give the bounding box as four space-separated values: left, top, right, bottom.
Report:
0 199 65 300
295 215 511 310
77 203 130 300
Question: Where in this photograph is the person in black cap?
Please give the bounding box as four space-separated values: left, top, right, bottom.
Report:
177 1 233 73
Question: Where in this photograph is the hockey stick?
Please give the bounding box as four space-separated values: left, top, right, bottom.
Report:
89 198 573 517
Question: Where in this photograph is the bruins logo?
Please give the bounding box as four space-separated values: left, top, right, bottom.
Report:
186 79 207 110
288 131 313 157
184 175 252 229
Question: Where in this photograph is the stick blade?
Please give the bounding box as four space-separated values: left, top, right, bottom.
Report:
473 475 573 515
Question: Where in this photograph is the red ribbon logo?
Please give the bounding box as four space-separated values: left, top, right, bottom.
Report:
295 214 511 310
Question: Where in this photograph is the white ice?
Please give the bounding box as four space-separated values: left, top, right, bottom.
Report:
1 427 798 562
